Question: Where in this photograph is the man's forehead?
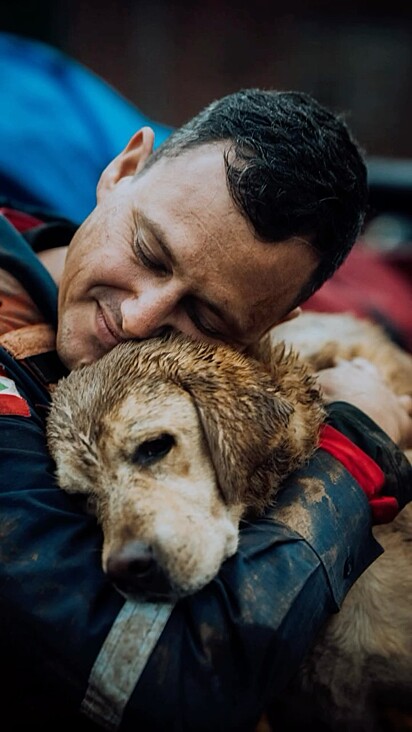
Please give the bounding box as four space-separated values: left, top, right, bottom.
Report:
140 143 232 204
145 141 229 174
135 144 254 248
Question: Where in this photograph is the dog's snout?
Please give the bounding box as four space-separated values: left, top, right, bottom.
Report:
106 540 172 598
107 540 154 581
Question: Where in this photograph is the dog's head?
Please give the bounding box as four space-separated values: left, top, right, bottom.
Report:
47 334 318 598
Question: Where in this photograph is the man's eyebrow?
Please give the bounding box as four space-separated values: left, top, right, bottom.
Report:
138 211 246 340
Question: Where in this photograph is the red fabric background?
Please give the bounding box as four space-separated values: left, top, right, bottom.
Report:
304 242 412 353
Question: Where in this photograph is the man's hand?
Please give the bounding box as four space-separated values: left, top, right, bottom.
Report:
316 357 412 448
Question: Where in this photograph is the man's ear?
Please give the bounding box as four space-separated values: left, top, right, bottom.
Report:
96 127 155 202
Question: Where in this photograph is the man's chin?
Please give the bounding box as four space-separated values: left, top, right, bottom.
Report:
56 331 105 371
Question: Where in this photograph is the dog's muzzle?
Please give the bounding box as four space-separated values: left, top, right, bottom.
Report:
106 540 173 599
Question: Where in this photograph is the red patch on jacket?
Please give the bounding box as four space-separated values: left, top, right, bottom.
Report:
0 365 30 417
319 424 398 524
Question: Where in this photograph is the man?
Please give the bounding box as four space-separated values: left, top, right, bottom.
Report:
0 86 411 732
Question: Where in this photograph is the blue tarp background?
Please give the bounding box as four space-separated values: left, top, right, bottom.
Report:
0 32 172 223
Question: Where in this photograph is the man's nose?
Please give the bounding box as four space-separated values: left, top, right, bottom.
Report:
120 287 180 339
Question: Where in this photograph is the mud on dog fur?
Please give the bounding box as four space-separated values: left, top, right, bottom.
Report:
47 330 325 597
46 311 412 730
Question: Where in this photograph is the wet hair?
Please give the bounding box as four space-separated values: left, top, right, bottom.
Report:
146 89 368 305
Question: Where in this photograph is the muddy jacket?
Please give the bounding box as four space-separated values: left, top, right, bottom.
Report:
0 209 411 732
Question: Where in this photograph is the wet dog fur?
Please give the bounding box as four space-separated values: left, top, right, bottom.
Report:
47 332 325 596
46 311 412 730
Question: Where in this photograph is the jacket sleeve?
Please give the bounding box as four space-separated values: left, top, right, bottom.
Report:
325 401 412 512
0 354 409 732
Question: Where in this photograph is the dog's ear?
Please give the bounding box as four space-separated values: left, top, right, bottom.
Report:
157 340 295 511
191 377 294 511
47 373 101 494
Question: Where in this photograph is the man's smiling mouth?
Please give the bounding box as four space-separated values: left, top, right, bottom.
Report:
96 303 126 347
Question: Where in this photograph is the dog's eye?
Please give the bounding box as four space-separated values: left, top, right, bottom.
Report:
132 433 175 466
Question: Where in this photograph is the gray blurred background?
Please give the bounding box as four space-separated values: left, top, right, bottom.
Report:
1 0 412 159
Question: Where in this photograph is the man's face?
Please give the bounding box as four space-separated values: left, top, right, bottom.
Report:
57 143 318 369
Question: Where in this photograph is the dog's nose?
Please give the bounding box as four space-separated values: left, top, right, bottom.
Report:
106 541 172 597
106 540 154 581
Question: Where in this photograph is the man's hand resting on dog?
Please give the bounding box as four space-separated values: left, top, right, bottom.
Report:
317 357 412 448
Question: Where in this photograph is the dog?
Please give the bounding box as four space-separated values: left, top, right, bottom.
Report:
46 329 326 597
46 311 412 730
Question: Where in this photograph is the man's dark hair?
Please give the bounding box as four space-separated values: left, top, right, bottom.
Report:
147 89 368 304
